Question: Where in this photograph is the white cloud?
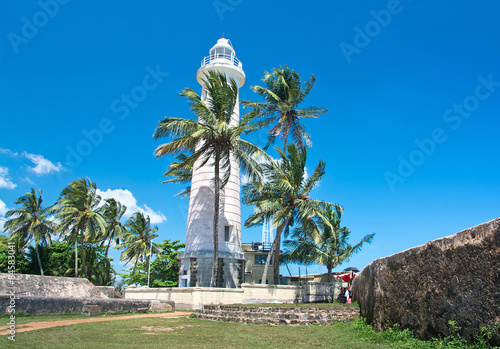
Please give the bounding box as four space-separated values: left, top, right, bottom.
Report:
0 198 8 216
97 188 167 224
0 167 17 189
0 148 18 157
23 152 65 175
0 199 10 231
21 177 36 185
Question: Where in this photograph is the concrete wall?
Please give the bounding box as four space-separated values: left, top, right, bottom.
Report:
242 284 303 304
0 274 108 298
125 286 244 310
124 282 341 310
353 218 500 344
304 282 342 303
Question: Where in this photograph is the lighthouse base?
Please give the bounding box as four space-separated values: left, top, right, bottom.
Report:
178 251 246 288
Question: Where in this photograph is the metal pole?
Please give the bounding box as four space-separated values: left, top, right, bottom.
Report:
147 240 153 288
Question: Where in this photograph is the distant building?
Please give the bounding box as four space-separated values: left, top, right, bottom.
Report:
241 242 275 285
242 242 348 287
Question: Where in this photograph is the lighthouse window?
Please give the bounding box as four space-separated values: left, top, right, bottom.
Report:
224 225 231 241
215 47 225 57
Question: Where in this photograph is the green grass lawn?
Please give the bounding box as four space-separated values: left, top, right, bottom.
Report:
2 313 486 349
0 316 392 349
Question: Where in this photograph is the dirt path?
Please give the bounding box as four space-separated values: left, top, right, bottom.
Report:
1 312 192 334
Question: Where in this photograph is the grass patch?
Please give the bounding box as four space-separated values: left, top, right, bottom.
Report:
1 316 389 349
1 314 496 348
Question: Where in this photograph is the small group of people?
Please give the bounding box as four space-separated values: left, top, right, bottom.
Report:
338 287 352 304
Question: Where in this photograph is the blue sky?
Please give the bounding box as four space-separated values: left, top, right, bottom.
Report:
1 1 499 278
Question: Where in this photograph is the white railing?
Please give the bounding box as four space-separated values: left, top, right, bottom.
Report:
201 54 242 68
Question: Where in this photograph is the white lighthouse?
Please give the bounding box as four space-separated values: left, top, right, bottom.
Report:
178 37 246 288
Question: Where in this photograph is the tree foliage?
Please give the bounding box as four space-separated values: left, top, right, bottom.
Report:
4 188 54 276
120 212 159 283
52 178 106 278
244 144 338 284
242 65 327 152
120 239 184 287
282 205 375 281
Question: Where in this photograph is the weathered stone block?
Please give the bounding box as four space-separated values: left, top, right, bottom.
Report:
353 218 500 345
149 300 173 312
82 305 100 317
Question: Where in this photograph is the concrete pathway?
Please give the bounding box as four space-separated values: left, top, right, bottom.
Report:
1 311 192 334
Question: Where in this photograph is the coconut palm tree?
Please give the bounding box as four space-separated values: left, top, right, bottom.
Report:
282 205 375 282
162 153 194 198
154 71 266 287
244 144 338 285
52 178 106 278
242 65 327 153
100 198 127 259
4 189 54 275
120 212 158 284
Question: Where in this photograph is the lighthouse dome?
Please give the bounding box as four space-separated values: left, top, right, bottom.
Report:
209 38 235 58
198 36 245 87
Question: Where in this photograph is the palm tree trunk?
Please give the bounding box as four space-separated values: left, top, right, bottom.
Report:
105 238 111 260
74 238 78 277
283 132 289 154
261 215 291 285
327 266 333 282
35 244 44 276
211 150 220 287
273 233 281 285
80 231 88 279
130 257 139 284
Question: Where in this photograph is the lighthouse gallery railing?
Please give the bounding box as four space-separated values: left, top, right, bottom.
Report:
201 54 241 68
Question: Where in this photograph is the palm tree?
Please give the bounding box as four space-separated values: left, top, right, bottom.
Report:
243 144 338 285
154 71 266 287
242 65 327 153
282 205 375 282
4 189 54 275
162 153 194 198
120 212 158 284
52 178 106 278
100 198 127 259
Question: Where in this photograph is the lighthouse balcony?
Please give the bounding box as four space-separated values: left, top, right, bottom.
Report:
201 54 242 69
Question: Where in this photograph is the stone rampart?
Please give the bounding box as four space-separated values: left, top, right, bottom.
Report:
0 295 174 315
353 218 500 344
0 274 108 298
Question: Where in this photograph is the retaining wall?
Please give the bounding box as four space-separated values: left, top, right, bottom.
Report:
0 273 108 298
195 305 359 325
124 281 343 310
0 295 174 315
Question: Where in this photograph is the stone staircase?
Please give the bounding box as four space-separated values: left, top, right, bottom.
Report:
194 305 359 325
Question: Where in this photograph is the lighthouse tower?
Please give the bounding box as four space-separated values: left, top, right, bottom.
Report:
178 37 246 288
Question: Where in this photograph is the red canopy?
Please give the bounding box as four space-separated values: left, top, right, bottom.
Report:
334 273 358 282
